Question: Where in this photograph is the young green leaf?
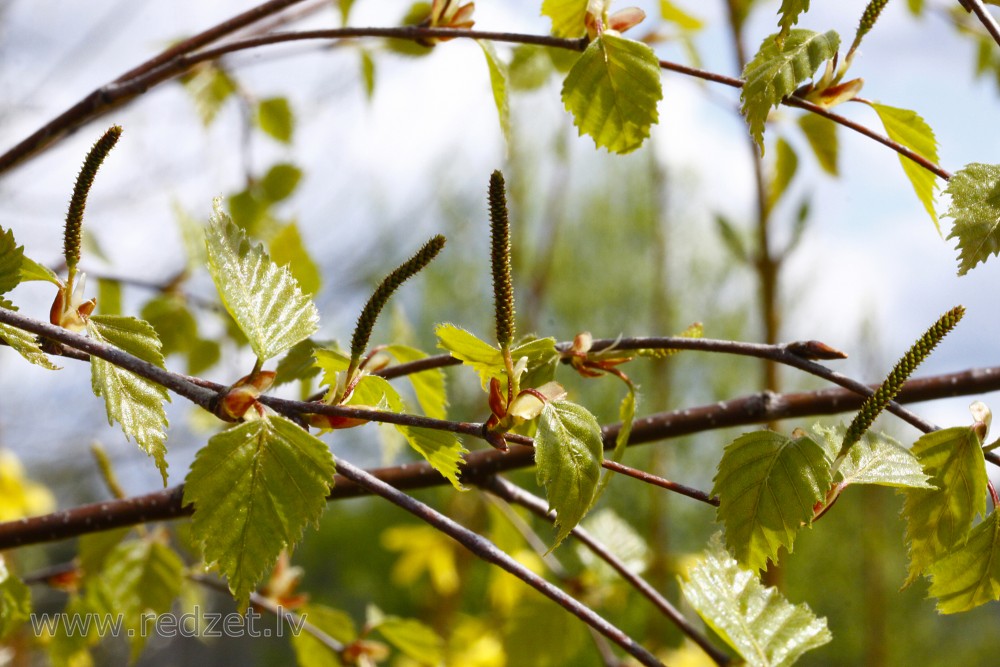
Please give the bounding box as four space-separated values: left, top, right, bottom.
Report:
18 254 61 286
180 64 237 126
478 41 511 144
349 375 466 489
870 103 941 233
259 163 303 202
768 136 799 209
257 97 294 143
741 29 840 153
927 511 1000 613
680 533 832 666
274 338 324 388
542 0 589 37
360 49 376 99
660 0 704 31
205 200 319 362
777 0 811 43
270 222 321 296
436 323 557 389
382 525 460 595
384 343 448 419
93 538 184 661
0 556 30 640
290 603 358 667
561 33 663 154
944 162 1000 275
797 112 839 176
372 615 445 665
0 319 60 370
87 315 170 484
596 386 636 497
183 415 336 608
712 431 831 571
813 424 933 490
0 226 24 295
534 400 604 549
903 426 988 585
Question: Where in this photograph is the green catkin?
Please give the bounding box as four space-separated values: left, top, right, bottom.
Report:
488 170 515 349
64 126 122 275
840 305 965 458
850 0 890 54
349 235 446 361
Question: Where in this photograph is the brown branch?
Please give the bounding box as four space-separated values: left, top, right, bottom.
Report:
332 458 665 667
0 25 950 184
601 460 718 507
962 0 1000 51
480 475 730 666
3 365 999 550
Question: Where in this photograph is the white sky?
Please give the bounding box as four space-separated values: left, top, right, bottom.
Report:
1 0 1000 488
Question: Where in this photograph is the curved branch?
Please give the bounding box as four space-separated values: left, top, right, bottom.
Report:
332 458 665 667
480 475 730 666
3 365 999 550
0 24 951 183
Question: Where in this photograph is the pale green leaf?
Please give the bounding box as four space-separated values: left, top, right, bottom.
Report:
270 222 321 296
903 426 988 585
382 525 460 595
535 400 604 549
741 29 840 153
0 556 30 640
96 538 184 661
796 112 838 176
257 97 294 143
812 423 933 489
384 343 448 419
768 136 799 209
205 200 319 361
183 415 336 608
19 254 60 286
944 162 1000 275
871 102 941 233
259 162 303 202
478 40 511 144
435 323 557 389
314 347 351 389
576 508 649 582
0 318 60 370
97 278 121 316
78 527 130 579
927 511 1000 613
0 226 23 295
180 64 236 126
660 0 704 31
777 0 810 42
561 33 663 154
712 431 831 571
542 0 588 38
291 603 357 667
360 49 376 99
373 616 445 664
509 45 554 90
349 375 466 489
596 386 635 497
87 315 170 484
274 338 323 387
680 533 832 666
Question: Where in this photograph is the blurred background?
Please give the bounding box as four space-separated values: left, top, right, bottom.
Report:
2 0 1000 664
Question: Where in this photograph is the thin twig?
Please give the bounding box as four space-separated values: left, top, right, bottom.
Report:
601 460 718 507
962 0 1000 50
3 366 998 550
189 573 345 654
0 25 951 183
332 458 666 667
480 476 729 666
